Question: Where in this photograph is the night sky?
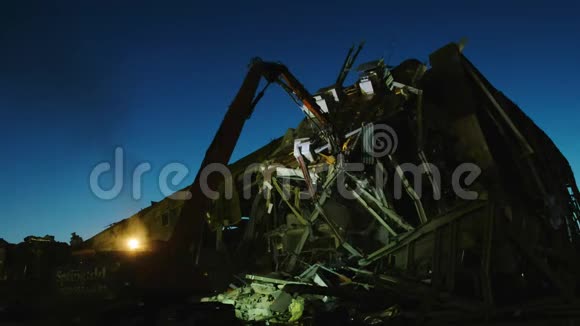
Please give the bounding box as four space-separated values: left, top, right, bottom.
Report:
0 1 578 243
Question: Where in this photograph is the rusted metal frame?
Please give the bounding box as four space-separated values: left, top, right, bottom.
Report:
388 155 429 224
359 201 487 267
417 150 441 200
335 42 364 88
272 166 339 270
270 176 311 271
295 155 316 198
373 162 391 209
245 274 308 286
271 177 307 225
346 172 413 232
308 166 339 224
350 189 397 237
312 202 363 258
341 242 364 258
313 201 343 243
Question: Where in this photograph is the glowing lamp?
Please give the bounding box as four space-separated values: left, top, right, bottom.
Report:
127 238 140 251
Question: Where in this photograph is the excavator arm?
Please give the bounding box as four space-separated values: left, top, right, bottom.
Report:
168 58 330 255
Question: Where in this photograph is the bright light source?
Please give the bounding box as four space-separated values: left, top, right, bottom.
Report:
127 238 140 251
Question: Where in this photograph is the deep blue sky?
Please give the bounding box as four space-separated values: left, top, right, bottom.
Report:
0 1 578 243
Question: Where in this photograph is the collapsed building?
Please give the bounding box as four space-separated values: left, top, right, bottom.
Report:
184 42 580 324
8 41 575 325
